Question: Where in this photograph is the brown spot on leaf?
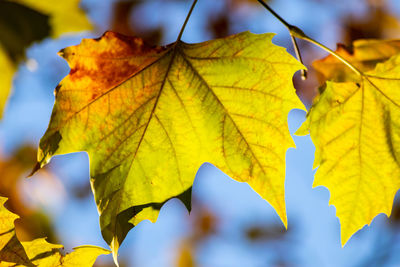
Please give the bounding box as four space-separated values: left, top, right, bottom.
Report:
63 31 168 99
69 68 77 75
91 93 98 101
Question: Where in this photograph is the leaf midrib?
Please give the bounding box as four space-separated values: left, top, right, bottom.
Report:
179 50 284 214
110 42 181 244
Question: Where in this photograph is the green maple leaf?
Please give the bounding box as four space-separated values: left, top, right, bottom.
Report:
0 197 110 266
298 40 400 245
34 30 304 260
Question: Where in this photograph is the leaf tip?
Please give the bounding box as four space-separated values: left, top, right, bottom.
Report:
275 203 288 230
112 252 120 267
294 119 310 136
110 238 120 267
57 49 65 58
281 214 288 230
341 236 350 248
27 162 41 178
340 225 356 248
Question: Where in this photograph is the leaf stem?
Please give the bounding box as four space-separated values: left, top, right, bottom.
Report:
301 35 362 76
257 0 307 79
256 0 363 78
257 0 291 29
177 0 198 42
290 35 307 80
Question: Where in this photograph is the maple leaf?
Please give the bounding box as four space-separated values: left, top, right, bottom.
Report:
0 46 14 119
0 0 92 118
0 198 32 266
313 39 400 83
298 41 400 245
10 0 92 38
0 197 110 266
35 31 304 257
17 240 110 267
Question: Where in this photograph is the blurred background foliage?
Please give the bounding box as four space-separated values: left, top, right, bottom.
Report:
0 0 400 266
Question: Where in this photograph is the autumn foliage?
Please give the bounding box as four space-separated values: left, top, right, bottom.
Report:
1 0 400 266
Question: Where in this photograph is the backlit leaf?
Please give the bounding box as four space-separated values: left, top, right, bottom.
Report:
0 1 51 63
11 0 92 38
0 45 14 119
0 0 92 118
0 197 110 266
0 198 32 266
313 39 400 83
19 239 110 267
35 31 304 258
298 42 400 245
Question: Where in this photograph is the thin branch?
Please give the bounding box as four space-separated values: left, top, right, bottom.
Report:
177 0 198 42
301 35 362 76
257 0 307 79
256 0 363 78
290 35 307 80
257 0 292 28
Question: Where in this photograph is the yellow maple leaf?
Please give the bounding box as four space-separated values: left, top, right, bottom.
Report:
18 239 110 267
34 31 304 257
0 197 32 266
0 45 15 119
11 0 92 37
313 39 400 83
0 196 110 266
298 41 400 245
0 0 92 119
